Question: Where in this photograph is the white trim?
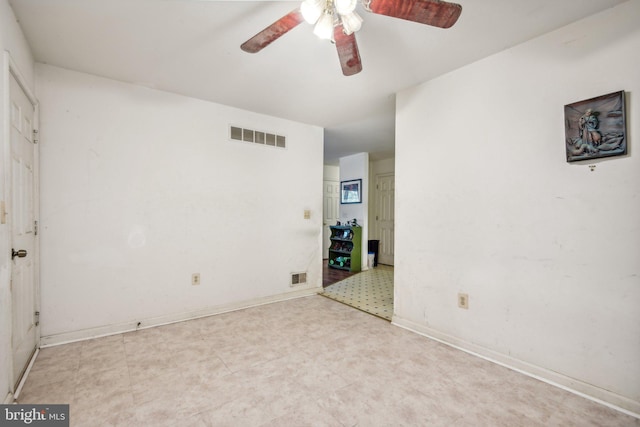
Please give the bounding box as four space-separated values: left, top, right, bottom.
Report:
13 348 38 401
41 287 321 347
3 392 14 404
391 315 640 418
2 51 10 401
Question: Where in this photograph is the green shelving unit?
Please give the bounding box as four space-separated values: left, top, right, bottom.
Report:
328 225 362 272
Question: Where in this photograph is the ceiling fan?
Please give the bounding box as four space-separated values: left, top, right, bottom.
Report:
241 0 462 76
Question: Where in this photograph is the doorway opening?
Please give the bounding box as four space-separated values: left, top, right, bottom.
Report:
321 167 395 320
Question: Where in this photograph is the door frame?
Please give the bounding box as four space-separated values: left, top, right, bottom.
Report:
3 51 40 395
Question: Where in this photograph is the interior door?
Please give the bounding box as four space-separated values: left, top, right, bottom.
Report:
374 173 395 265
10 72 38 389
322 180 339 258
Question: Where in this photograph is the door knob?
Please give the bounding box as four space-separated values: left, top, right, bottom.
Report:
11 249 27 260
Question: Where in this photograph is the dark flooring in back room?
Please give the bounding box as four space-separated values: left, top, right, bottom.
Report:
322 259 355 287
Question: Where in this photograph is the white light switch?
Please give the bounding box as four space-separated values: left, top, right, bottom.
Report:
304 210 311 219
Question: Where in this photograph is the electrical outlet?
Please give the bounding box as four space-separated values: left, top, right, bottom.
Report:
458 293 469 309
304 209 311 219
192 273 200 286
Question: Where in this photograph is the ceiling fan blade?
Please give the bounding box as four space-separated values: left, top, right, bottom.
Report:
334 25 363 76
368 0 462 29
241 9 305 53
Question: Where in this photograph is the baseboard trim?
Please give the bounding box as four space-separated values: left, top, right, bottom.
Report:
13 348 39 401
391 315 640 418
3 392 14 404
40 287 320 347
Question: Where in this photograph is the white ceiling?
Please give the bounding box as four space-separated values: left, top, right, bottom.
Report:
9 0 627 164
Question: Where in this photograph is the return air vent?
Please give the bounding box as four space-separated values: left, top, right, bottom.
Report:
291 272 307 287
230 126 286 149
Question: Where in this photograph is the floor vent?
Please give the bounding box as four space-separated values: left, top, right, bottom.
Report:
230 126 286 149
291 272 307 286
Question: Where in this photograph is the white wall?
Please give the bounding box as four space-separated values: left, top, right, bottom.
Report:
323 164 339 182
339 153 368 269
394 0 640 414
0 0 35 401
36 64 324 342
370 158 394 177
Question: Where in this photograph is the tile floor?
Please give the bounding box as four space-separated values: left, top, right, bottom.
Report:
17 296 639 427
322 265 394 320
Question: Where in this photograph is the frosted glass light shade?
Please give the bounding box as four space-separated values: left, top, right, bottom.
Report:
335 0 357 15
301 0 324 24
340 11 362 35
313 11 334 40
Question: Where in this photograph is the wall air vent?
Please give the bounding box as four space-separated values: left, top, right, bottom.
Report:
230 126 286 149
291 272 307 287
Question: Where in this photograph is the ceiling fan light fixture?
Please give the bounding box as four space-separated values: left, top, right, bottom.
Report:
300 0 324 25
313 10 335 40
340 11 362 35
241 0 462 76
334 0 357 15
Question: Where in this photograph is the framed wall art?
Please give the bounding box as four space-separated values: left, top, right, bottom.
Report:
340 179 362 204
564 90 627 162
